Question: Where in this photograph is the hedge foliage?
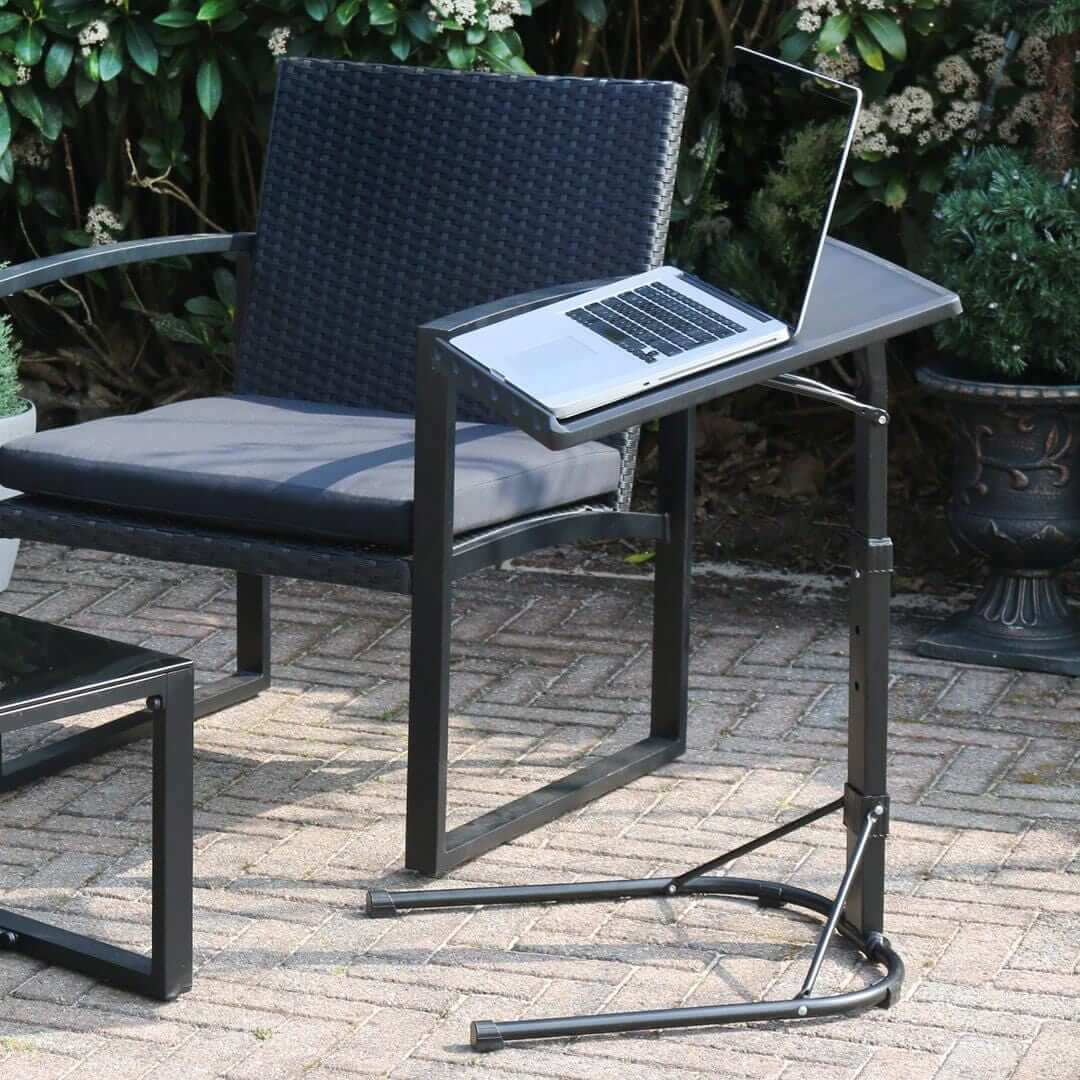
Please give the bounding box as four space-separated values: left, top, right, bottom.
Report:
0 0 1070 405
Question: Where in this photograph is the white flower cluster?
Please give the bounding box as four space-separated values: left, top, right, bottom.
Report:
488 0 522 32
11 134 50 169
268 26 291 58
815 43 860 82
852 105 899 157
428 0 521 31
969 30 1005 65
998 92 1045 144
1017 36 1048 87
14 64 30 87
935 55 978 99
78 20 109 57
886 85 934 134
795 0 839 33
85 205 123 247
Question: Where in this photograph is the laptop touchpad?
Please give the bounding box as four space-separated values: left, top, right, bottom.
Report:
501 334 627 385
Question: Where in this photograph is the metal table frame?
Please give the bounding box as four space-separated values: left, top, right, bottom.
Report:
0 638 194 1001
367 242 961 1050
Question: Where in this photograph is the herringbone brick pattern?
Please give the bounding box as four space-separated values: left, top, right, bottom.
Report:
0 541 1076 1079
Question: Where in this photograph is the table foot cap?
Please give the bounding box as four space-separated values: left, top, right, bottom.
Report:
471 1021 504 1052
365 890 399 918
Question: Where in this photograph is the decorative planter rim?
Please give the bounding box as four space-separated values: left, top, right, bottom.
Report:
916 362 1080 404
0 398 34 420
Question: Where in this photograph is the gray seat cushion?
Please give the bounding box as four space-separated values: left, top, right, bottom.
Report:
0 395 622 549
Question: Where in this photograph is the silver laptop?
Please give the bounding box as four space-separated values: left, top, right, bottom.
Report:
450 47 862 419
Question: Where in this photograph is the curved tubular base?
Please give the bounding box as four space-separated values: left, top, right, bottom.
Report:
464 876 903 1051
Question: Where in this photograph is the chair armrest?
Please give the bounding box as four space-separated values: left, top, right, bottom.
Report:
0 232 256 299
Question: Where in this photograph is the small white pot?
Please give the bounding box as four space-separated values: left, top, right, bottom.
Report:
0 400 36 591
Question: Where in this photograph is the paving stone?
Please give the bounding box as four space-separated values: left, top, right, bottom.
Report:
3 543 1080 1078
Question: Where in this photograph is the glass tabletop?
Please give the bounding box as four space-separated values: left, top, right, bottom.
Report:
0 612 190 718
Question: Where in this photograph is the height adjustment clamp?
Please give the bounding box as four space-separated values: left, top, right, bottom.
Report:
850 536 893 577
844 784 890 838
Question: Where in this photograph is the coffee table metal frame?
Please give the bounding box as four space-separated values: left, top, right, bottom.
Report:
0 645 194 1000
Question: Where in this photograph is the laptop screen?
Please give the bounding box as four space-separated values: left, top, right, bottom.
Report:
703 48 861 333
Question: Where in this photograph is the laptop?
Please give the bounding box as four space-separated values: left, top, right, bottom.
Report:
449 47 862 419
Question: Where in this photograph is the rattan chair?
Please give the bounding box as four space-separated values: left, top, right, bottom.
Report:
0 60 687 875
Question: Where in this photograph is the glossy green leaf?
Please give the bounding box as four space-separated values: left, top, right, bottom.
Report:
465 25 485 44
852 25 885 71
368 0 397 26
852 162 886 187
15 21 44 66
861 11 906 61
446 41 475 69
404 9 435 41
883 173 907 208
154 10 198 28
185 295 228 318
9 83 44 129
44 39 73 88
816 12 851 53
389 31 411 59
0 148 13 186
304 0 330 20
126 22 158 75
333 0 362 27
0 99 9 160
196 0 238 22
779 30 812 62
908 9 941 36
212 268 235 308
0 13 22 34
99 37 124 81
196 55 222 119
40 98 62 140
34 186 67 217
575 0 606 24
74 69 98 106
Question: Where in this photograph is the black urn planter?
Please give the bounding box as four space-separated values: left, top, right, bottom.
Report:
916 364 1080 676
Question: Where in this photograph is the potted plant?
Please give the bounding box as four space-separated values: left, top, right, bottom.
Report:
0 310 36 590
916 144 1080 673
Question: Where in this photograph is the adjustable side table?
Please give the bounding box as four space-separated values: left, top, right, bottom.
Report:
368 239 962 1049
0 613 193 1000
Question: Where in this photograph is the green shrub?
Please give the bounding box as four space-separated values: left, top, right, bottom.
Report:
922 146 1080 382
0 310 23 418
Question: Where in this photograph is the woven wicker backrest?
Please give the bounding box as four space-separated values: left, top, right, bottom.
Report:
237 60 685 409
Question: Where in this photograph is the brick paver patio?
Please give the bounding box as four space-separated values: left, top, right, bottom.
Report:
0 541 1077 1079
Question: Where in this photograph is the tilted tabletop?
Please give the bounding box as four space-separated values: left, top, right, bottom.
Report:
437 238 962 451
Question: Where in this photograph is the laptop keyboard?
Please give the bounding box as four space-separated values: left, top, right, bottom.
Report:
566 282 747 363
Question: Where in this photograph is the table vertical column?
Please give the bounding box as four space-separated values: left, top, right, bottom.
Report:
846 344 892 938
651 407 694 748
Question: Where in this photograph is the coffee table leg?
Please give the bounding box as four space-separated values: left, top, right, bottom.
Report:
151 667 194 999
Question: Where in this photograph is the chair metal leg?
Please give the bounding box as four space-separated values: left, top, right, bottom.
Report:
151 667 194 999
0 571 270 792
404 351 691 876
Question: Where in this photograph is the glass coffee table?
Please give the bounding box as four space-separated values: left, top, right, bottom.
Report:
0 613 193 999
